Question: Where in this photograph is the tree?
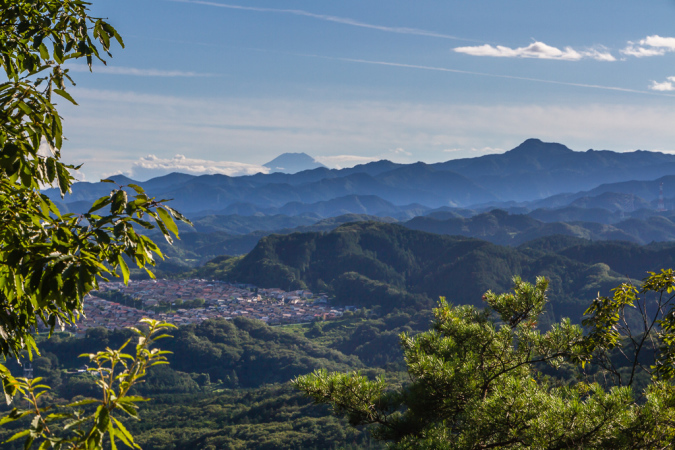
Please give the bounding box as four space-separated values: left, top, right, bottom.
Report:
0 0 189 447
294 274 675 449
0 0 188 386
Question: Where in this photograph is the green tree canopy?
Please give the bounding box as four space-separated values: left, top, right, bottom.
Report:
295 273 675 449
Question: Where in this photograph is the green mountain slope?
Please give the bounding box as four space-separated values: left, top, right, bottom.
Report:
219 222 627 319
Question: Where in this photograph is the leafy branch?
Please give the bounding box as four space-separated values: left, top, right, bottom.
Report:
0 319 176 449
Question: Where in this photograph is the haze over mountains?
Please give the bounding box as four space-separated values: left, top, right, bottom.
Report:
51 139 675 215
47 138 675 268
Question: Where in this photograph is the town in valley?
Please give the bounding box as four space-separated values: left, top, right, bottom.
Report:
72 279 348 335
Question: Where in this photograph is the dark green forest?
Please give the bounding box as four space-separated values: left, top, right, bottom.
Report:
4 222 675 448
0 313 434 449
194 222 675 320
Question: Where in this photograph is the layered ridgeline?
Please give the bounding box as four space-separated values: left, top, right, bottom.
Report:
45 139 675 216
192 221 675 320
147 209 675 276
407 209 675 245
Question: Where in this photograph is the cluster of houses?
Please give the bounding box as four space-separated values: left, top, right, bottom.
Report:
67 279 348 334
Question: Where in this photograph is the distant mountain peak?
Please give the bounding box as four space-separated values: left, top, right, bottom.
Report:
508 139 574 156
263 152 326 174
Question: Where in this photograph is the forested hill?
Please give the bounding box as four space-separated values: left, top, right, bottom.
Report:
200 221 675 321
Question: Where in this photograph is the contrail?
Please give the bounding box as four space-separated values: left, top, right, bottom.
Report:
166 0 483 43
302 54 670 96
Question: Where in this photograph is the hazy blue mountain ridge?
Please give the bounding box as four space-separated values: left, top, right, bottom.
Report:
405 209 675 246
44 139 675 219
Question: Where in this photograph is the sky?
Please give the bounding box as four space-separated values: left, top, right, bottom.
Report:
56 0 675 181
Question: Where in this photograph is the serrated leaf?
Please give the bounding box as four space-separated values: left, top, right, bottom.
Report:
117 255 129 284
157 207 178 236
5 429 30 442
66 398 98 408
88 196 112 213
112 417 137 448
127 183 144 194
53 89 78 105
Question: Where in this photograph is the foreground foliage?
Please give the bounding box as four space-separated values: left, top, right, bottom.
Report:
0 1 190 448
295 272 675 449
1 320 175 449
0 0 188 387
1 317 397 449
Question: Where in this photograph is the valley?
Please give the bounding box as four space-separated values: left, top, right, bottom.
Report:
7 139 675 449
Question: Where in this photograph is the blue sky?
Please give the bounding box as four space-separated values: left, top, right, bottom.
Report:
59 0 675 180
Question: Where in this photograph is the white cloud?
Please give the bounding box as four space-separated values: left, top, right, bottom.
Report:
59 88 675 180
66 64 214 77
583 49 617 62
113 154 269 180
454 41 615 61
443 148 462 153
639 35 675 50
390 147 412 156
621 35 675 58
621 46 665 58
649 77 675 91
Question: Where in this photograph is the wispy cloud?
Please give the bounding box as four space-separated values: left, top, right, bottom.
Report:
67 64 214 77
305 55 660 96
168 0 481 42
61 87 675 180
454 41 615 61
649 76 675 91
622 35 675 58
390 147 412 157
110 154 269 180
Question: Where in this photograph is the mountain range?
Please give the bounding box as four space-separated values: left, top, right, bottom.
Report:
47 139 675 217
47 138 675 273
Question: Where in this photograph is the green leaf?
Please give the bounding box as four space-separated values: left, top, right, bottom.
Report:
157 207 179 236
117 255 130 284
164 205 193 226
127 183 145 194
95 405 111 432
53 89 78 105
66 398 98 408
39 43 50 60
117 402 139 418
112 190 128 214
88 196 112 213
117 396 149 403
112 417 137 448
107 415 118 450
5 429 30 443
